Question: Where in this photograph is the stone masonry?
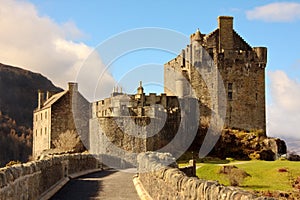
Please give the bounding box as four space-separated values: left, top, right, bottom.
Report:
33 83 90 158
164 16 267 131
137 152 274 200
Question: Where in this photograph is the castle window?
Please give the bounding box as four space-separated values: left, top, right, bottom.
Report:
228 83 233 91
256 93 258 101
45 127 47 135
36 130 37 137
228 92 233 101
41 113 42 120
45 111 47 119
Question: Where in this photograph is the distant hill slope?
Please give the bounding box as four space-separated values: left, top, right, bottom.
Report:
0 111 32 166
0 63 62 128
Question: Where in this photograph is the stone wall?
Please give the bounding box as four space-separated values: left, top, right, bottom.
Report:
164 16 267 132
0 153 99 200
137 152 273 200
89 111 182 168
33 106 51 158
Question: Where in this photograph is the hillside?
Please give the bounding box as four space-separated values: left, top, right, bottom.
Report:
0 63 62 166
0 63 62 128
0 112 32 166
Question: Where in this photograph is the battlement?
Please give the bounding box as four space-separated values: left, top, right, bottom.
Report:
93 82 179 118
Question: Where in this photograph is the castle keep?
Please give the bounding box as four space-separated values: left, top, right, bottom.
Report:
165 16 267 131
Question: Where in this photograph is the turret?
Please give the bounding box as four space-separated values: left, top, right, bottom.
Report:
190 28 203 43
253 47 267 67
137 81 144 94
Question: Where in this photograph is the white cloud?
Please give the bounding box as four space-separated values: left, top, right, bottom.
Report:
0 0 114 97
267 70 300 140
246 2 300 22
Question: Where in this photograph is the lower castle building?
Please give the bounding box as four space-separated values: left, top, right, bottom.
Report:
32 82 90 158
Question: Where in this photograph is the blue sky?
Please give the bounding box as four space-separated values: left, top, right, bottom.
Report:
1 0 300 147
28 0 300 84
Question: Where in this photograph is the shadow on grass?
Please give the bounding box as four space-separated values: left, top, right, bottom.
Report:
240 184 270 189
201 159 230 164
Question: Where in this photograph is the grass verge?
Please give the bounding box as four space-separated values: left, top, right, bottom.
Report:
196 160 300 192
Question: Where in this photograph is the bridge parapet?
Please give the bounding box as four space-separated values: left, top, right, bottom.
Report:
137 152 271 200
0 153 100 200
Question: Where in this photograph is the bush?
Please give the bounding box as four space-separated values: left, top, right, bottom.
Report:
287 152 300 161
218 165 250 186
53 130 83 152
225 157 235 162
5 160 21 167
249 152 260 160
229 168 250 186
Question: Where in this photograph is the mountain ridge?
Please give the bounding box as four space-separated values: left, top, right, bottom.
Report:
0 62 62 128
0 62 62 166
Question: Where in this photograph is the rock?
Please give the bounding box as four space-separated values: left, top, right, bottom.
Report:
259 149 275 161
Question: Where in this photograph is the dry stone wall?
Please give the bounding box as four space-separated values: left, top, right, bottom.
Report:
0 153 98 200
137 152 275 200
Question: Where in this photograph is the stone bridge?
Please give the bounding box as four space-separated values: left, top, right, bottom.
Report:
0 152 273 200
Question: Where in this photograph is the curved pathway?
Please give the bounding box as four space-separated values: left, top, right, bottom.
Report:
50 169 139 200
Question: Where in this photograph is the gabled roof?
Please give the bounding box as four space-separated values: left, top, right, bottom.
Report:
204 28 218 41
38 90 68 111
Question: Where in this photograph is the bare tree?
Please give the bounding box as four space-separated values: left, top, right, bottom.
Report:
53 130 81 152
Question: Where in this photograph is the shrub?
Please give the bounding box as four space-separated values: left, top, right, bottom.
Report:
227 167 250 186
53 130 83 152
5 160 21 167
287 152 300 161
249 152 260 160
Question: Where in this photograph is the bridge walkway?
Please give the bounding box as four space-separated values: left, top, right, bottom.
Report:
50 169 140 200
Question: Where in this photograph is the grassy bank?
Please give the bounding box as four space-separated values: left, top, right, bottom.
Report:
195 160 300 192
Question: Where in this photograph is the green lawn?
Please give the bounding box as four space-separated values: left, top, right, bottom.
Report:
195 160 300 192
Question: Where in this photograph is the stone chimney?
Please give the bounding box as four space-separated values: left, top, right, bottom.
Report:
218 16 234 52
46 91 53 100
38 90 44 109
68 82 78 93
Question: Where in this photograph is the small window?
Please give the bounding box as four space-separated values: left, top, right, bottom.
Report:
45 127 47 135
36 130 37 137
207 66 211 72
41 113 42 120
228 92 233 100
228 83 233 91
45 111 47 119
256 93 258 101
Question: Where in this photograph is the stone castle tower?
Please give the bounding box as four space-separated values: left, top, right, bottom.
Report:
164 16 267 131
